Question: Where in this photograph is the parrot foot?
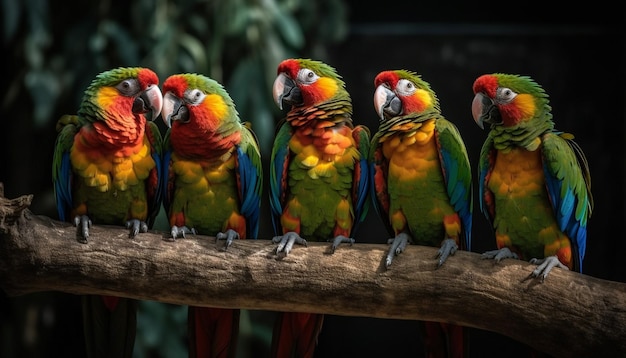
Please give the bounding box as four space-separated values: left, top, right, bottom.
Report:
329 235 354 254
481 247 518 263
436 238 458 268
385 233 410 268
73 215 92 244
167 226 197 241
126 219 148 238
216 229 240 250
272 232 307 257
529 255 569 282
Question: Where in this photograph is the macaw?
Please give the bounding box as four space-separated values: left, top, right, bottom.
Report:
52 67 164 358
160 73 263 358
369 70 473 358
269 58 370 358
471 73 593 281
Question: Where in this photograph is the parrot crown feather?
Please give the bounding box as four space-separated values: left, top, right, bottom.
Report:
491 73 553 118
394 69 441 110
91 67 144 87
492 73 548 98
187 73 238 118
284 58 346 88
165 73 233 98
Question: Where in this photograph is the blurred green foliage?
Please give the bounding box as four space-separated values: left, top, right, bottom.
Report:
4 0 349 154
2 0 349 357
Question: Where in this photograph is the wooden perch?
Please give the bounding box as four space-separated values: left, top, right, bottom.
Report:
0 188 624 357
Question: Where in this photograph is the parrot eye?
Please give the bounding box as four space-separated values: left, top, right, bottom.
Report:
117 79 141 97
396 79 416 96
496 87 517 103
297 69 319 85
185 89 206 105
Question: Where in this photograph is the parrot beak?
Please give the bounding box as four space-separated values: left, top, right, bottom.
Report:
374 85 401 121
472 92 501 129
133 84 163 121
161 92 188 128
273 73 302 110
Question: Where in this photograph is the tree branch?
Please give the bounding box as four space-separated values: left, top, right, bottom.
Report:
0 188 624 357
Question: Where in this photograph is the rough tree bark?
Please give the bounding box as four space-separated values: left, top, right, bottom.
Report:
0 186 624 357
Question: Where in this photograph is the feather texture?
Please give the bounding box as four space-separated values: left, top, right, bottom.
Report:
269 58 370 358
160 73 262 358
52 67 164 358
472 73 593 274
369 69 473 358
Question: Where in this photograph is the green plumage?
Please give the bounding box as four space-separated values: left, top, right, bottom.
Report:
473 73 592 276
369 69 472 357
52 67 164 358
161 73 263 358
370 70 472 252
270 58 368 244
269 58 370 358
162 73 262 240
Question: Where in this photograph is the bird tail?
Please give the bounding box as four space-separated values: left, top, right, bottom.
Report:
188 306 240 358
271 312 324 358
422 321 468 358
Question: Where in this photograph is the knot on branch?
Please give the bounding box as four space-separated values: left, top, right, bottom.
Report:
0 183 33 233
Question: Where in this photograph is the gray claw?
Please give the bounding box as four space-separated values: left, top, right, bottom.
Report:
216 229 240 250
74 215 91 243
481 247 518 262
436 238 458 267
168 226 196 241
273 232 307 256
385 232 410 268
529 255 569 282
329 235 354 254
126 219 148 238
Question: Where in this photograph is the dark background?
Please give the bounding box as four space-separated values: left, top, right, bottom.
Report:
1 1 624 357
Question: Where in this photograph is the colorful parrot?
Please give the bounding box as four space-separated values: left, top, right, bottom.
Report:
160 73 263 358
471 73 593 281
52 67 164 358
269 58 370 358
369 70 473 358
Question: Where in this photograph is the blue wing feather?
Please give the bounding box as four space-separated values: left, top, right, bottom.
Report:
236 132 263 239
160 149 172 213
368 132 394 237
354 156 370 223
436 120 473 252
478 138 495 226
160 128 175 217
269 121 292 236
542 132 592 272
351 125 371 235
52 116 79 222
55 153 72 222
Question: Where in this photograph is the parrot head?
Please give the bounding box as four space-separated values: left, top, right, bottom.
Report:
272 58 347 110
373 70 440 122
161 73 242 159
78 67 163 123
471 73 551 130
161 73 237 130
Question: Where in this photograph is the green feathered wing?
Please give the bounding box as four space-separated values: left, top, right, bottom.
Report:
52 67 164 358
